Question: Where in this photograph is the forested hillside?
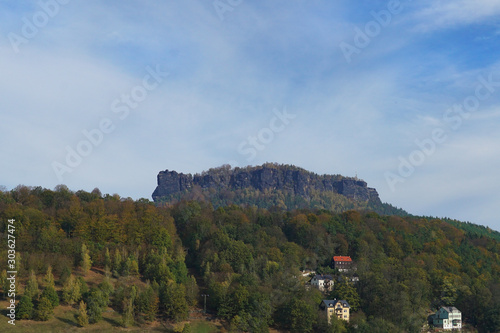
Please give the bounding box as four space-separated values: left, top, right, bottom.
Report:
0 186 499 332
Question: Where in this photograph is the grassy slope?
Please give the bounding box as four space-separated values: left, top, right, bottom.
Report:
0 267 221 333
0 302 221 332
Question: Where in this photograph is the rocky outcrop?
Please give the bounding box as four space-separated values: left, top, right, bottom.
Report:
152 164 380 203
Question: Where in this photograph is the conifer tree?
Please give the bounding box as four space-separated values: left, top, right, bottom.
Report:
78 276 89 297
80 243 92 275
98 276 114 306
25 270 39 301
121 297 134 327
104 247 111 268
130 256 139 276
86 289 105 324
140 284 159 322
59 265 71 286
113 248 122 277
34 296 53 321
43 265 55 287
77 300 89 327
41 284 59 308
62 274 81 305
16 295 34 320
330 277 360 311
160 282 189 322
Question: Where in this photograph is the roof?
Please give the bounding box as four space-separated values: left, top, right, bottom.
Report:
333 256 352 262
322 299 350 308
313 274 333 280
440 307 461 313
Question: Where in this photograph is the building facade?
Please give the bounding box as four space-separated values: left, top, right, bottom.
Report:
321 299 350 323
433 307 462 330
332 256 354 272
311 274 334 292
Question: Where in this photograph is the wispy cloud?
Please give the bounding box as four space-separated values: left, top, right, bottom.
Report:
413 0 500 31
1 1 500 231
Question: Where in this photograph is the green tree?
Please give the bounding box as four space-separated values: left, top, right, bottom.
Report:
289 298 315 333
78 276 89 298
25 270 39 301
59 265 71 286
276 297 316 333
98 277 113 306
137 284 158 322
41 285 59 308
160 282 189 322
112 248 122 277
34 296 53 321
330 277 360 311
185 275 199 307
76 300 89 327
16 295 34 319
247 292 273 333
121 297 135 327
86 288 107 324
440 276 458 306
62 274 81 305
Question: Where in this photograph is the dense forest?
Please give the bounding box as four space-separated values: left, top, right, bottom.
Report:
1 185 499 332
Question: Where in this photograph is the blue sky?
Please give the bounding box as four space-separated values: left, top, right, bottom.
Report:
1 0 500 231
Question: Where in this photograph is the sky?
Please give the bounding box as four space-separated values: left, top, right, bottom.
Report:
1 0 500 231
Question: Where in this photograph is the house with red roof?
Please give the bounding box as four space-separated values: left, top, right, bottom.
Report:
331 256 354 272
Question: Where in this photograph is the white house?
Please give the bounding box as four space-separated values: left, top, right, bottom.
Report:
310 274 334 292
433 307 462 330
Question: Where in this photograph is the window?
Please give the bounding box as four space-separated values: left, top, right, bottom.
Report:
344 310 347 312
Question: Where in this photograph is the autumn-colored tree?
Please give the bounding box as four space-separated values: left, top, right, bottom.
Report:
24 270 39 301
62 274 81 305
43 265 55 288
80 243 92 275
76 300 89 327
104 247 111 269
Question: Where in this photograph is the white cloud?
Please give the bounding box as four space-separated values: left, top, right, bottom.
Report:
1 1 500 231
414 0 500 31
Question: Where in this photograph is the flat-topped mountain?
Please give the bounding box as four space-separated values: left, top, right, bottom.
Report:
152 163 405 215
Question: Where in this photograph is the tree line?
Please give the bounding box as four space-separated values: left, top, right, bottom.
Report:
0 185 499 332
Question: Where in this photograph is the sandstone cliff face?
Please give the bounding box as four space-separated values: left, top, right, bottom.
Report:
152 164 380 203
